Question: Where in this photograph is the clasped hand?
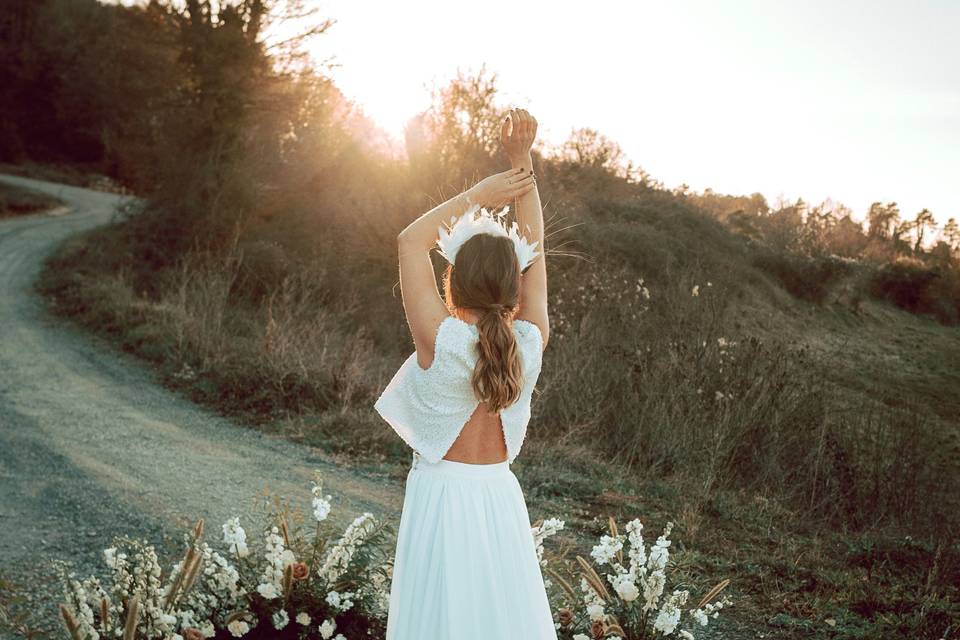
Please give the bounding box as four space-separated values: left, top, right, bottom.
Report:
467 167 535 211
465 108 539 210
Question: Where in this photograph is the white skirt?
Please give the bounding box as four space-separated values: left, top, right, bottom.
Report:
386 451 558 639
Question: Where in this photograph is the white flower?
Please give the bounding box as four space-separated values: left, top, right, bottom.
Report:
258 526 292 599
654 589 690 635
615 579 639 602
317 513 378 583
326 590 355 612
680 631 695 639
272 609 289 630
647 523 673 572
692 608 709 626
222 517 249 557
295 612 311 626
227 619 250 637
590 534 623 566
691 285 700 296
586 603 605 621
642 570 666 612
531 518 565 566
312 480 333 522
653 604 681 635
333 636 346 640
326 590 342 609
319 618 337 639
103 547 117 569
257 582 279 599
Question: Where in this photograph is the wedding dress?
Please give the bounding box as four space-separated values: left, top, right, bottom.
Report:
374 314 557 639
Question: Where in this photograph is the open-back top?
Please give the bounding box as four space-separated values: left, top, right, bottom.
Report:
373 315 544 464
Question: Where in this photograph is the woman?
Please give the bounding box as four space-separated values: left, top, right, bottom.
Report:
373 107 555 638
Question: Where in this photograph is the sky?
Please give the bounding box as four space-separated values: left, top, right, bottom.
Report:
299 0 959 229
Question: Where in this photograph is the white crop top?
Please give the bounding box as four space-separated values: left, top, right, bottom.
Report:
373 315 544 464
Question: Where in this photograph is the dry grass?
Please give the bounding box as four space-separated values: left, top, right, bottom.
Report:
32 182 960 638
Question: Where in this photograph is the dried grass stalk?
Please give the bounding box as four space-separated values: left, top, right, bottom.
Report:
225 609 253 625
609 516 624 566
606 620 627 635
122 594 140 640
100 596 110 632
697 578 730 609
282 563 294 601
576 555 610 602
164 545 195 610
280 517 290 548
182 551 204 595
58 603 83 640
544 566 578 601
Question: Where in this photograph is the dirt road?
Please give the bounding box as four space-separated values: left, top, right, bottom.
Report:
0 175 404 637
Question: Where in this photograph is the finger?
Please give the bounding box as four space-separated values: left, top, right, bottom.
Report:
514 109 527 140
500 114 512 141
508 183 536 198
508 170 533 184
521 109 533 141
508 177 536 195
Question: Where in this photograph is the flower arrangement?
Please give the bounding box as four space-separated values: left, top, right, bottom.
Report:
56 471 392 640
539 516 733 639
55 474 731 640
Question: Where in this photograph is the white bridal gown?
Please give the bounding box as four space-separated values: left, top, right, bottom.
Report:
374 315 557 639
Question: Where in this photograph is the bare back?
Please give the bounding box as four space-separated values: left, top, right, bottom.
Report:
443 400 508 463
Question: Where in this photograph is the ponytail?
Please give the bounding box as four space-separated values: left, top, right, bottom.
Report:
471 304 523 413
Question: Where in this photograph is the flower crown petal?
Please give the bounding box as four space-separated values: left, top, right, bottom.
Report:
436 203 533 267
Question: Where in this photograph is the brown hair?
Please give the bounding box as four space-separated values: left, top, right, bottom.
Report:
442 233 523 413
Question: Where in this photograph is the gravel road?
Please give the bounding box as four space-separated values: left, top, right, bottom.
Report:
0 175 405 638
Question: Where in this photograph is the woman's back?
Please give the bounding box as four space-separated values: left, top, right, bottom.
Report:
374 315 544 465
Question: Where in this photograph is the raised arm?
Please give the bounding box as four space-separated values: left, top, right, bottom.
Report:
397 168 537 368
502 108 549 350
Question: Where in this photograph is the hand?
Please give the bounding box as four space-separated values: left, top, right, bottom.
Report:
500 108 537 164
466 167 536 210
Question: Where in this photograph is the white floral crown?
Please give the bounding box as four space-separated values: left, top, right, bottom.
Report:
436 203 540 271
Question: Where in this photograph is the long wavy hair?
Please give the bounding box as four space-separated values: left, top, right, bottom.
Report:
442 232 523 413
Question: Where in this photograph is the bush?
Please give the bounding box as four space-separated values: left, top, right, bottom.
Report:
753 252 855 305
869 261 960 325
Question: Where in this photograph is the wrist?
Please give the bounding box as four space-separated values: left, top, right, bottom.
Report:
463 186 482 208
508 153 533 170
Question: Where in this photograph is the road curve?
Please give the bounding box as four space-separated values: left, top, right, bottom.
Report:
0 175 403 637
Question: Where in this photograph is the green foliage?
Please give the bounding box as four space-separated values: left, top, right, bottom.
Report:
752 251 855 305
869 260 960 324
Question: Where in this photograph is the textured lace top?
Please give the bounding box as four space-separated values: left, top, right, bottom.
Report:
374 315 544 464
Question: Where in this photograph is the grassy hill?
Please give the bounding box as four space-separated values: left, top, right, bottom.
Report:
32 162 960 638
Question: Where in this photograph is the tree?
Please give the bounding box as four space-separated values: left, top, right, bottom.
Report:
912 208 936 253
866 201 900 240
557 126 648 184
405 65 506 195
941 218 960 251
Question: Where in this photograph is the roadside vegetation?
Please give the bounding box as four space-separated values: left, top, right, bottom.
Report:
0 181 63 218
